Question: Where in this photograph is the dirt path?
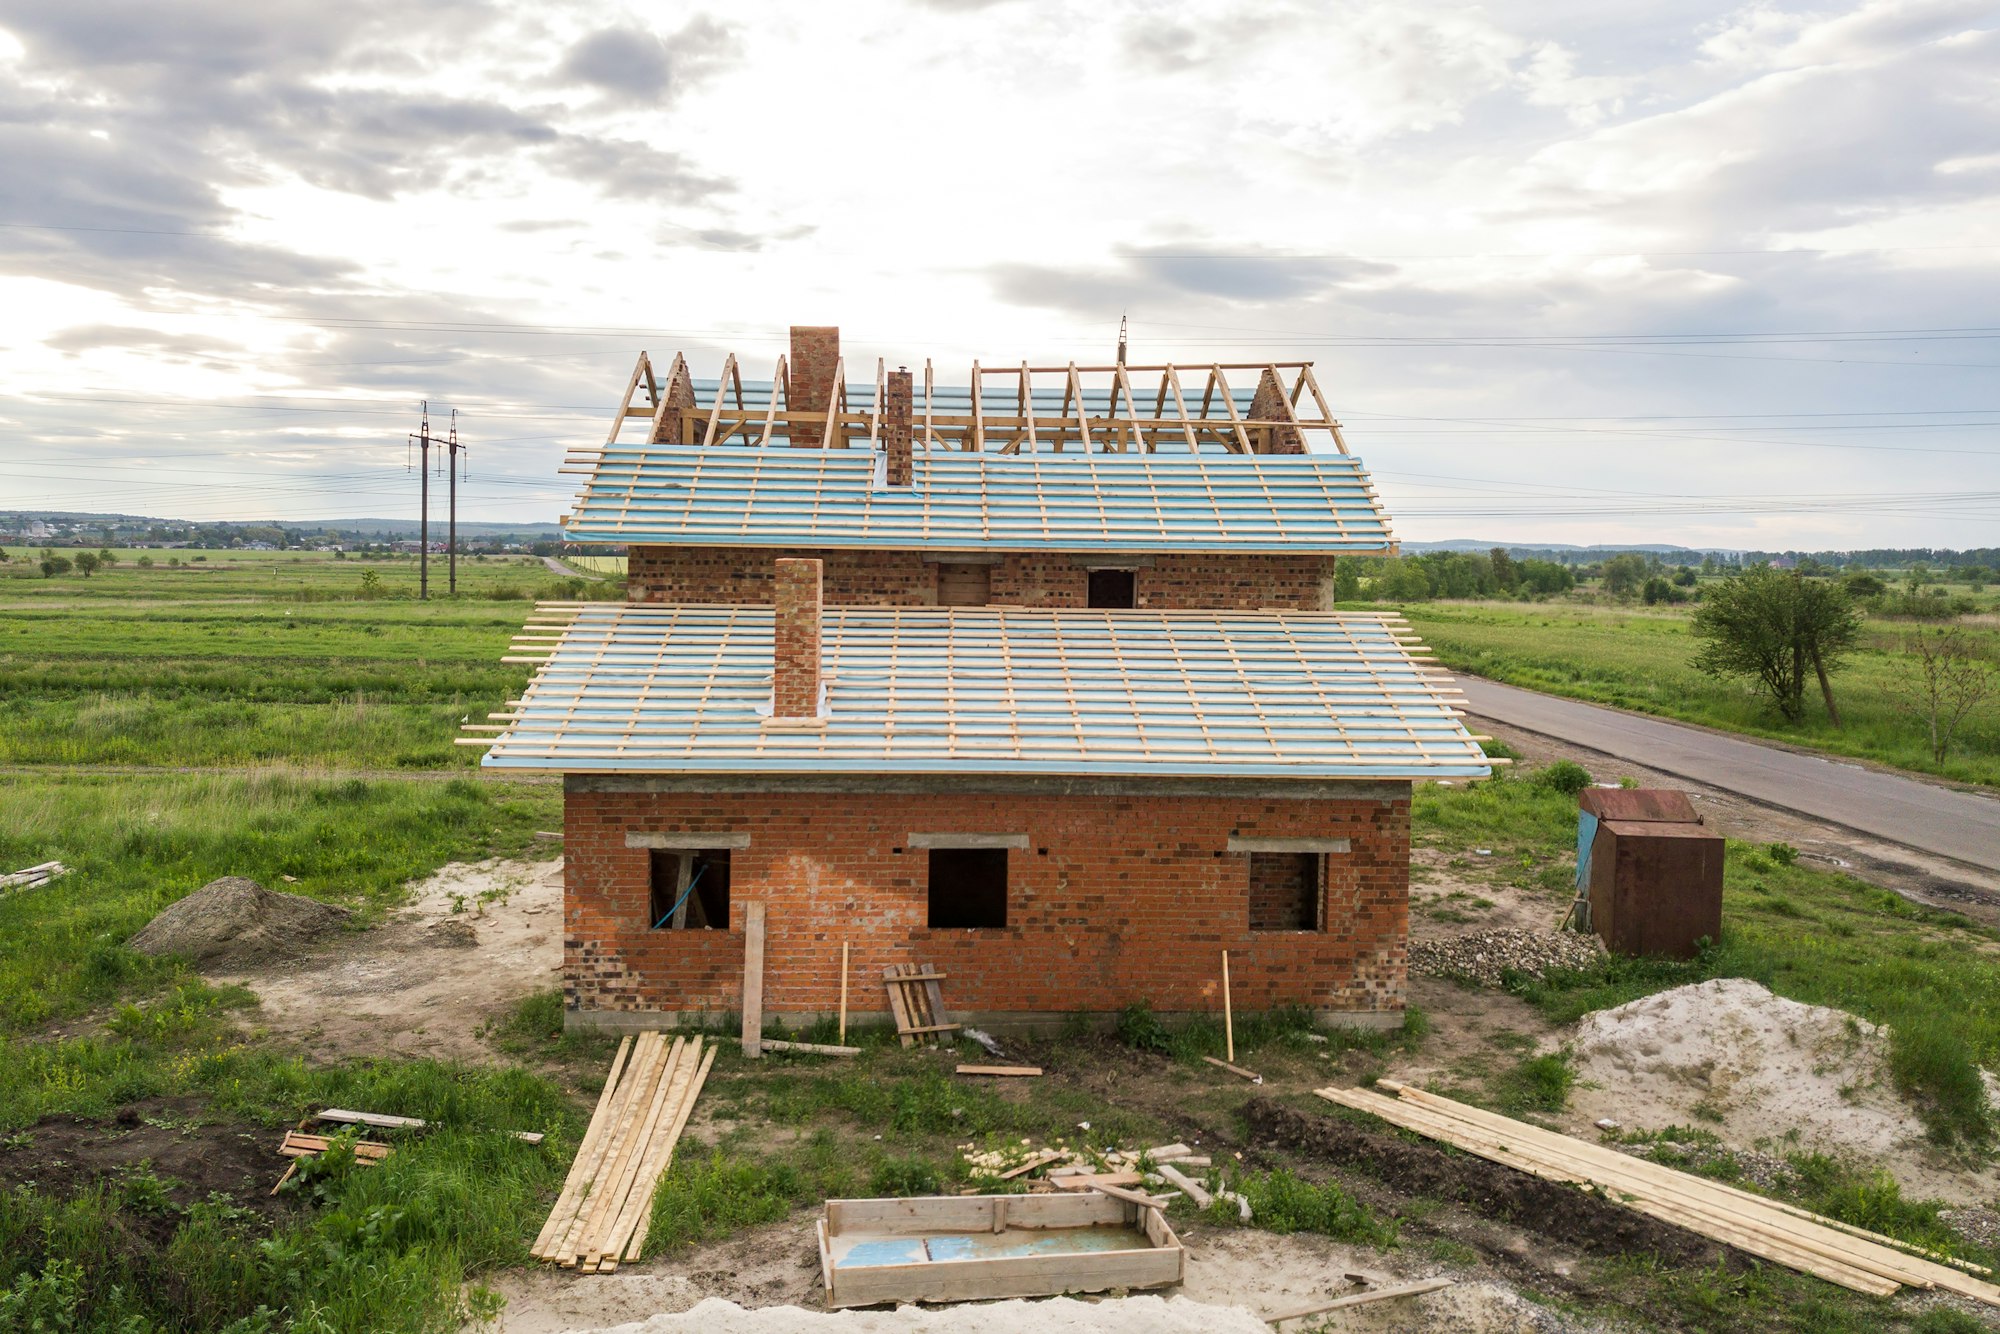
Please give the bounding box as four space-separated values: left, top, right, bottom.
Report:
213 856 564 1062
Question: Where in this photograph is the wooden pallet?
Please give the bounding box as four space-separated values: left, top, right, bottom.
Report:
883 964 958 1048
532 1032 716 1272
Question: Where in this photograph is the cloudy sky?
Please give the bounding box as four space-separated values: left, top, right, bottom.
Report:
2 0 1996 549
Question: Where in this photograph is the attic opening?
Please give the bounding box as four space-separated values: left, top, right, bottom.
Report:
1248 852 1321 932
927 849 1008 929
650 849 732 929
1087 568 1136 609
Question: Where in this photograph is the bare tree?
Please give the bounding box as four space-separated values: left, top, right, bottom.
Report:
1896 626 1999 765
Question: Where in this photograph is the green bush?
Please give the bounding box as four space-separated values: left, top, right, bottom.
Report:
1529 760 1593 796
1115 1001 1170 1053
1224 1168 1398 1246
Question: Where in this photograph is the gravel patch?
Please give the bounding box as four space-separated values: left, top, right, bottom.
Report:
1409 929 1606 988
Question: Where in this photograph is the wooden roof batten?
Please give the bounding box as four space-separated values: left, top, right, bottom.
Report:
568 353 1351 471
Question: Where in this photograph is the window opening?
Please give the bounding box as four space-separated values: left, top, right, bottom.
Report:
650 849 732 929
1087 568 1136 608
936 562 992 606
1248 851 1320 931
927 848 1007 928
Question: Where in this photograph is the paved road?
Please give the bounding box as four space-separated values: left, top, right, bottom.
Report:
540 555 602 579
1458 676 2000 873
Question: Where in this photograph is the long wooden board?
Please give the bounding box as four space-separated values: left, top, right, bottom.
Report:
1318 1083 2000 1304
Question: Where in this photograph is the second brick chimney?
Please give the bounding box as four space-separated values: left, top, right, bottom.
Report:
771 557 823 719
789 326 839 448
884 366 914 487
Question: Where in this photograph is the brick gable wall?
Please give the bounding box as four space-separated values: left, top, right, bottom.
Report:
626 545 1332 610
561 784 1409 1026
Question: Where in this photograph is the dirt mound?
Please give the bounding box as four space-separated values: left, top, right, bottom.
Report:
1565 978 1916 1158
129 876 351 968
1245 1097 1723 1267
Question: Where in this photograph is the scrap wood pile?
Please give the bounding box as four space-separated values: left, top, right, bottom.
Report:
534 1032 715 1273
0 861 68 894
959 1138 1251 1219
1322 1080 2000 1306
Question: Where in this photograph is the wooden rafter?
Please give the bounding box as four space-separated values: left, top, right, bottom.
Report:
579 353 1350 461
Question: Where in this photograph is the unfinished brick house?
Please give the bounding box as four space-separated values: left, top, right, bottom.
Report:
470 327 1489 1032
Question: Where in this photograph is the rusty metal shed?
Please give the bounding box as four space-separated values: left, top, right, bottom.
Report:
1579 789 1723 960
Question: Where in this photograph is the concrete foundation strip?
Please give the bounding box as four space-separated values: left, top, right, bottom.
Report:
1320 1081 2000 1304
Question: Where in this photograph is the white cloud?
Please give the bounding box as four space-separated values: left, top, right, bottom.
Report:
0 0 1995 545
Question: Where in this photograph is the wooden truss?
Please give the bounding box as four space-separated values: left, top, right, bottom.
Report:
565 353 1351 474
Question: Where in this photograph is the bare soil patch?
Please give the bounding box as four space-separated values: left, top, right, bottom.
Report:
1245 1097 1721 1267
211 856 563 1063
0 1095 293 1238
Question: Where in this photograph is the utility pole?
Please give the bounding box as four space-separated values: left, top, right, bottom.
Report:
1116 313 1128 367
445 409 463 595
409 402 437 600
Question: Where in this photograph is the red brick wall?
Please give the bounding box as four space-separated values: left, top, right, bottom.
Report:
627 546 1331 610
771 558 821 718
561 787 1409 1022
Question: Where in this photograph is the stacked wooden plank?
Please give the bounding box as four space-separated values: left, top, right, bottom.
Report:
533 1032 716 1273
884 964 958 1047
1319 1081 2000 1305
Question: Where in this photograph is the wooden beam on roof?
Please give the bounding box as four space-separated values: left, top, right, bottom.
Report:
700 354 737 448
608 352 650 447
756 355 788 447
1208 366 1252 454
1298 365 1349 454
969 360 983 453
1162 366 1201 453
1114 363 1147 453
869 358 885 450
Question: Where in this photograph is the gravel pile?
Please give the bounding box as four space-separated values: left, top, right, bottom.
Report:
1941 1207 2000 1250
1410 928 1606 988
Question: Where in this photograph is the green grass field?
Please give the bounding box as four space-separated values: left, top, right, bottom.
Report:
0 549 610 768
2 547 1997 1331
1403 601 2000 788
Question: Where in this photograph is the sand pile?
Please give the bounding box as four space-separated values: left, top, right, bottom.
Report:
583 1296 1270 1334
1564 978 1922 1163
129 876 351 969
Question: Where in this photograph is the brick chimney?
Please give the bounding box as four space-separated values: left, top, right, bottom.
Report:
771 557 823 719
789 326 839 448
884 366 914 487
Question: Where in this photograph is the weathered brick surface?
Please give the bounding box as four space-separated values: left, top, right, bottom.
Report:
771 558 821 718
628 546 1332 610
788 326 839 448
884 368 913 488
561 787 1410 1019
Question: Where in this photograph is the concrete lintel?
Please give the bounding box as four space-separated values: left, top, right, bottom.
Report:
625 832 753 850
920 553 1005 566
562 1006 1407 1037
1072 556 1154 569
906 832 1030 850
1227 837 1353 854
571 774 1412 803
